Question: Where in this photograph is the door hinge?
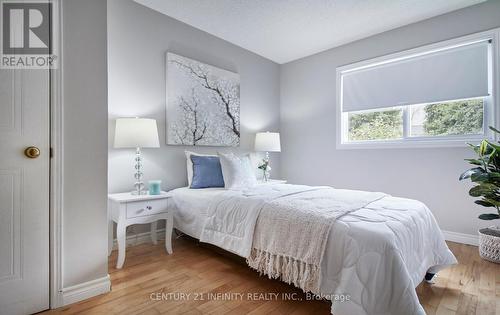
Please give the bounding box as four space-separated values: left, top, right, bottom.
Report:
50 147 54 158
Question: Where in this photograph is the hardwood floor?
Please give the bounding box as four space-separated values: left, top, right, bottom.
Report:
417 241 499 315
42 237 499 315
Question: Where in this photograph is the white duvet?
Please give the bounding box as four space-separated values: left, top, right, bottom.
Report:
173 184 457 315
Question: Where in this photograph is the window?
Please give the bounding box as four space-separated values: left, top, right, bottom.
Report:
347 98 486 142
409 98 484 137
348 107 403 141
337 31 496 148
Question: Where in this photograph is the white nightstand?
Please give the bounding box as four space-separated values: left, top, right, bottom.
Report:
258 179 287 184
108 191 173 269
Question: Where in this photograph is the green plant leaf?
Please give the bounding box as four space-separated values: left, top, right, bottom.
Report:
478 213 500 220
483 197 500 207
488 172 500 180
475 200 495 207
461 126 500 212
464 158 483 166
489 151 500 170
479 140 489 156
469 183 498 197
468 143 481 154
460 167 485 181
489 126 500 134
486 141 500 151
471 172 500 183
470 173 489 183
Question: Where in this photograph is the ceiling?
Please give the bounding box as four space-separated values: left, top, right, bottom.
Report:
134 0 486 64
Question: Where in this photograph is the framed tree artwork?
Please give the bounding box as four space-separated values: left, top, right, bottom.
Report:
166 53 240 146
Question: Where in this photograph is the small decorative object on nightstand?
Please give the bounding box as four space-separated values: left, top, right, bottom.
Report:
255 132 281 181
108 191 173 269
148 180 162 195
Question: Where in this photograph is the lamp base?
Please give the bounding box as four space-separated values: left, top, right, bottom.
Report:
132 148 146 195
263 151 271 181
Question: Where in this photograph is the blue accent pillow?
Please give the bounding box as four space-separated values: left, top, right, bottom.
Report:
190 155 225 189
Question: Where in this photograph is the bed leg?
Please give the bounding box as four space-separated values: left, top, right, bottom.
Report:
173 228 185 239
424 272 436 284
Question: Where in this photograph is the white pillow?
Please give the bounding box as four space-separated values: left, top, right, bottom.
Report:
185 151 217 186
218 152 257 189
248 152 264 180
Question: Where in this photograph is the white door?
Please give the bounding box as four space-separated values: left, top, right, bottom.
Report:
0 68 50 312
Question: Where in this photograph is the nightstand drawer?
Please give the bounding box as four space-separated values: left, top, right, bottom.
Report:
126 198 168 218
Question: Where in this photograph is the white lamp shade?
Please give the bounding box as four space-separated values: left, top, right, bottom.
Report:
255 132 281 152
114 118 160 148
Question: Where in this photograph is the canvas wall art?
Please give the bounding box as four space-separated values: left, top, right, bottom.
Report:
166 53 240 146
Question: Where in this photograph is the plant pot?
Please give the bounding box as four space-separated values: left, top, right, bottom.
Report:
478 226 500 264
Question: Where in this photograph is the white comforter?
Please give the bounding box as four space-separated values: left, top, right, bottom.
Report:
195 184 456 315
200 184 330 256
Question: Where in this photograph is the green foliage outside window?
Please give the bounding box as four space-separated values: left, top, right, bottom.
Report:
423 99 483 136
347 99 484 141
348 109 402 141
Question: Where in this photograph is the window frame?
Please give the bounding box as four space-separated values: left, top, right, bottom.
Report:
336 29 500 150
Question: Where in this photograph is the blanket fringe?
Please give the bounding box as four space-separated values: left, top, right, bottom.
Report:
246 248 320 294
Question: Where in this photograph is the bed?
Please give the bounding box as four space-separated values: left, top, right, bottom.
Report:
171 182 456 315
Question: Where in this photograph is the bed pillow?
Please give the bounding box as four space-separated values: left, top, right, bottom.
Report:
248 152 264 180
218 152 258 189
190 155 225 189
185 151 217 186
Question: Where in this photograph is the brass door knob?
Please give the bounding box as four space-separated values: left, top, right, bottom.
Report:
24 146 41 159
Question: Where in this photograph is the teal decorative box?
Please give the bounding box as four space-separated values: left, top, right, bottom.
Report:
148 180 162 195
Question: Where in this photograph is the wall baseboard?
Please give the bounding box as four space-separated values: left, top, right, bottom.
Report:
442 230 478 246
61 275 111 306
111 228 166 250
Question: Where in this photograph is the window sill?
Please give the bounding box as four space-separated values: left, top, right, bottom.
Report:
336 136 490 150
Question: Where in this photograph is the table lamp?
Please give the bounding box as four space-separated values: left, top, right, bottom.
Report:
255 132 281 181
114 118 160 195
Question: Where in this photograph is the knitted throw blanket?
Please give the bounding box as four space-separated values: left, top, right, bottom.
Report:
247 188 386 294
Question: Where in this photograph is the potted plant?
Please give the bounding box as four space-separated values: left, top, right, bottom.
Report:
460 126 500 263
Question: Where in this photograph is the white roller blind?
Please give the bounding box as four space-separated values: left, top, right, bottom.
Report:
341 41 490 112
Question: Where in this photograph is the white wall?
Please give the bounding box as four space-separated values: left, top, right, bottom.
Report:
62 0 109 287
280 0 500 238
107 0 280 234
